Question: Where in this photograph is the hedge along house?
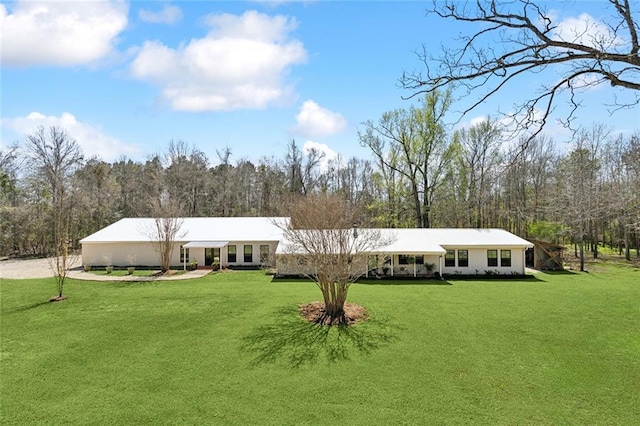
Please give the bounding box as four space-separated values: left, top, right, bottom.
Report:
80 217 288 270
276 228 534 277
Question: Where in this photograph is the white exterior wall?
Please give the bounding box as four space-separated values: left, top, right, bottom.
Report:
81 242 182 267
276 250 527 277
185 247 204 267
83 243 525 274
220 241 278 267
440 247 526 275
83 241 279 268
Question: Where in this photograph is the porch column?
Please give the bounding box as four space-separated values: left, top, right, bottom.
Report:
391 255 394 277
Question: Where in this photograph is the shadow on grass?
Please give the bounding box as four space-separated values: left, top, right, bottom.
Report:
272 276 451 286
356 278 452 286
4 300 51 314
541 269 579 275
104 280 164 289
270 277 315 284
242 305 401 368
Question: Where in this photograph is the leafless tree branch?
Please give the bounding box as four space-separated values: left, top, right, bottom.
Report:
402 0 640 141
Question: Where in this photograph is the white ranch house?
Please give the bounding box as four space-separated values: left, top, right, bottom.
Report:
80 217 533 276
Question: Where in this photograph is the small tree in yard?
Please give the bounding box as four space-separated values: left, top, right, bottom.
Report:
142 197 186 274
277 194 390 326
48 241 79 301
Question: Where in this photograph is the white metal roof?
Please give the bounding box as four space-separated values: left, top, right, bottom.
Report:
372 229 447 254
80 217 288 243
274 227 531 255
385 228 534 248
182 241 229 248
81 217 533 252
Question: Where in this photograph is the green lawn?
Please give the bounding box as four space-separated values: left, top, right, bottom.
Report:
1 265 639 424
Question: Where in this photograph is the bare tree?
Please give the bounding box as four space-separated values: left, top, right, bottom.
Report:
142 197 186 273
47 242 79 301
454 118 503 228
213 147 233 216
360 91 455 228
164 140 209 216
277 194 390 326
25 126 83 300
556 124 610 270
403 0 640 142
283 140 325 195
0 143 22 255
0 143 20 200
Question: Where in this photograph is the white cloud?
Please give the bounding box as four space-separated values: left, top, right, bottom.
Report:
552 12 624 49
302 140 338 171
0 0 128 67
130 10 307 111
293 100 347 138
2 112 142 161
139 4 182 25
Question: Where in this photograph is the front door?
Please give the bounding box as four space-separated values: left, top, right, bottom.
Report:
204 247 221 267
205 248 214 266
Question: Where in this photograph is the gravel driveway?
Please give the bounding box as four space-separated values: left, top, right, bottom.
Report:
1 257 210 281
0 258 60 279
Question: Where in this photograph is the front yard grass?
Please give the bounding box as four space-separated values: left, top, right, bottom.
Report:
1 263 639 424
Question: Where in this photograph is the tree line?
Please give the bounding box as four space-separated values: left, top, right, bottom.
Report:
1 97 639 262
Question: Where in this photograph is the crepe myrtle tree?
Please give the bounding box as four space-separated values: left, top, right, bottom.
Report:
47 240 79 301
402 0 640 144
142 196 186 273
277 194 391 326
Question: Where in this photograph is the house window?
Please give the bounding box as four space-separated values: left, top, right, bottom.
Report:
180 246 189 263
415 255 424 264
458 250 468 267
244 245 253 263
398 255 410 265
501 250 511 267
228 245 237 263
445 250 455 267
260 245 270 264
487 250 498 267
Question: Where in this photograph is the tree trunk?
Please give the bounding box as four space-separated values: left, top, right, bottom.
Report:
593 220 598 259
579 220 585 272
625 226 631 261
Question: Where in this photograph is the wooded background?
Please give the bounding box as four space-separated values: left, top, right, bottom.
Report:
2 1 638 264
1 113 638 261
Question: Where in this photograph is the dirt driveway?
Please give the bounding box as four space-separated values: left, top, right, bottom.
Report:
0 258 59 279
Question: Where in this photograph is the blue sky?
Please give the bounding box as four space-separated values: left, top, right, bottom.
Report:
1 0 638 164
